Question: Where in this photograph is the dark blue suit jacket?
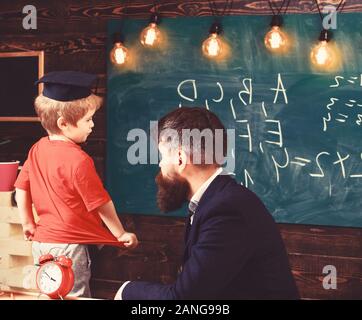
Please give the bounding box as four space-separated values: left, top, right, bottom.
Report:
123 175 300 299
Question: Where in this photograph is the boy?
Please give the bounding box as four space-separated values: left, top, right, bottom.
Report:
15 71 138 298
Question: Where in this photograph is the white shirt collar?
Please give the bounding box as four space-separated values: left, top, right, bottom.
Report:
190 167 223 207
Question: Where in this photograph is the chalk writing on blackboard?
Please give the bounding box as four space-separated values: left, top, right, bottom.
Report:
323 75 362 132
176 73 362 189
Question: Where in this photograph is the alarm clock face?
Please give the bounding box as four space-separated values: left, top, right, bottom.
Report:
37 262 63 294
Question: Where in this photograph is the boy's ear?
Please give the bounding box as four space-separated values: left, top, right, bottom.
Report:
56 116 68 131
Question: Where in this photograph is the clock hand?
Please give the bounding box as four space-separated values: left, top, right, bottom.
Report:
44 271 56 282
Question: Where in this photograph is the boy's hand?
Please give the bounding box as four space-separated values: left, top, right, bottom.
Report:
22 222 36 241
117 232 138 249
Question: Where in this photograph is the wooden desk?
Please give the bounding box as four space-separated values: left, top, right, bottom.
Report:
0 288 98 300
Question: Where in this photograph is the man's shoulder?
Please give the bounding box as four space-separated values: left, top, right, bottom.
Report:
206 174 257 205
199 174 271 220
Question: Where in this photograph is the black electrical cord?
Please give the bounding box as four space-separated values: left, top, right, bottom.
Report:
314 0 345 21
268 0 287 16
150 0 161 24
268 0 290 27
152 0 159 14
207 0 234 35
283 0 291 15
208 0 233 17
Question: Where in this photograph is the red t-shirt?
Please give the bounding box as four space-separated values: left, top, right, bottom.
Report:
15 137 122 246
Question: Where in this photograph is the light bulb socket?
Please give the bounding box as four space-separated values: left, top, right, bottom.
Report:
319 29 332 42
113 32 125 44
149 13 161 25
270 15 283 27
209 22 222 35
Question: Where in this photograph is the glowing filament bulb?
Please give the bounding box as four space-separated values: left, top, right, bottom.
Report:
140 23 161 47
311 40 333 66
202 33 222 58
145 27 156 45
110 42 128 65
264 26 289 52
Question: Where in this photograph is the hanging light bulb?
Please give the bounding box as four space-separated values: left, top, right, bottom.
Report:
110 33 129 66
264 15 290 53
140 14 162 48
310 29 339 71
110 42 128 65
311 41 333 66
202 22 224 59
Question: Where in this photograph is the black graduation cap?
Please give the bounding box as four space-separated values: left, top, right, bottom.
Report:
35 71 98 102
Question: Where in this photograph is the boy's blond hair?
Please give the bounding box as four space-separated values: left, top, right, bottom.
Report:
35 94 103 134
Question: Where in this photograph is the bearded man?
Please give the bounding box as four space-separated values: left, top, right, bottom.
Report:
115 107 299 300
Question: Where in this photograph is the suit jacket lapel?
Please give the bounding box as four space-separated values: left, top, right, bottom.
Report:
182 174 233 263
184 217 191 244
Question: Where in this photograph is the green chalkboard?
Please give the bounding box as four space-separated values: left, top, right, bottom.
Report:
106 13 362 227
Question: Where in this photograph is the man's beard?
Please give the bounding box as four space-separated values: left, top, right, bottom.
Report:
155 171 190 213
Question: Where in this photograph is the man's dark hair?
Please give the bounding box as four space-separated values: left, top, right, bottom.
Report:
157 107 227 166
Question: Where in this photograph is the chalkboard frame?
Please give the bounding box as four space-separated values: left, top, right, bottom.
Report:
0 51 44 122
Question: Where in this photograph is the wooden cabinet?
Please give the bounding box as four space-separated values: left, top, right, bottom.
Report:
0 192 36 291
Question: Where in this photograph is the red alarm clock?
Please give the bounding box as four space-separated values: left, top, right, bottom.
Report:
36 253 74 299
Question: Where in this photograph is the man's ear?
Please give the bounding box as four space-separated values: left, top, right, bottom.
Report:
56 116 68 131
177 149 188 174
